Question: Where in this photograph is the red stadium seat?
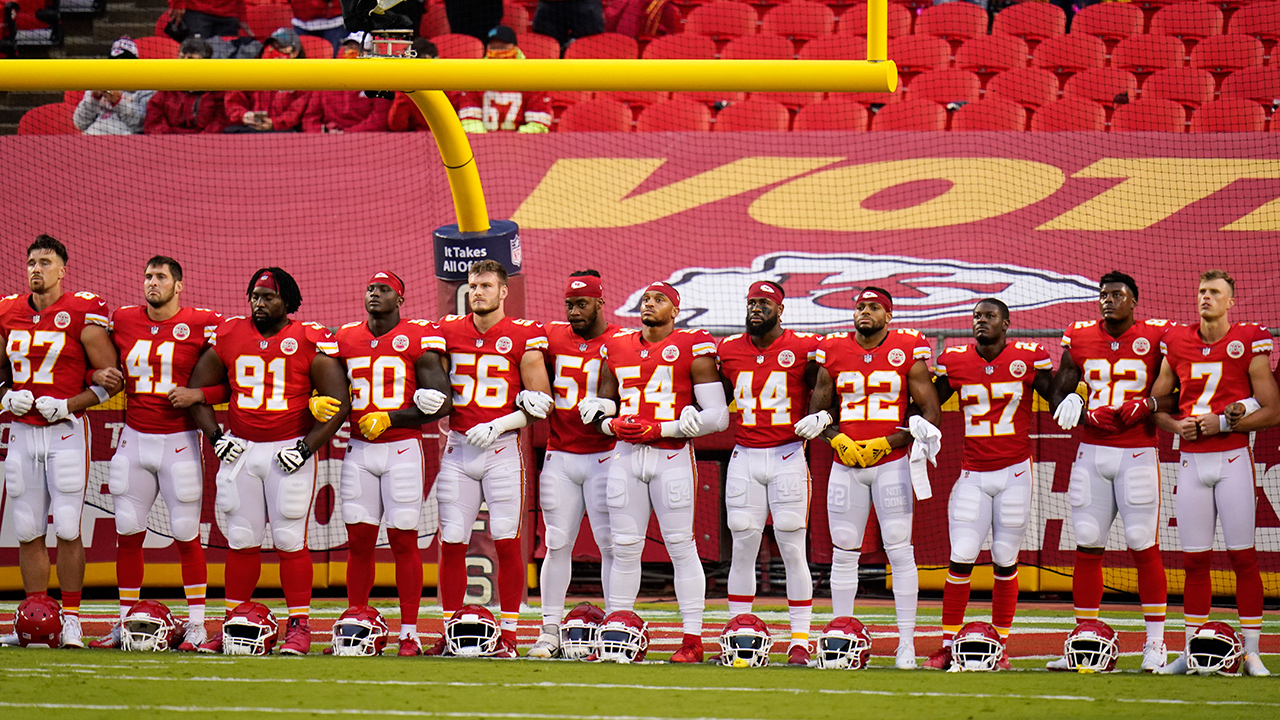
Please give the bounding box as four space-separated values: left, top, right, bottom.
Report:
887 35 953 73
636 98 714 131
870 99 948 130
1062 68 1138 106
1150 3 1224 44
135 35 179 59
520 32 563 58
914 2 988 42
908 69 981 104
419 2 450 38
557 98 634 132
836 3 914 38
793 98 869 130
1110 34 1185 75
642 33 717 58
1028 98 1106 130
799 35 867 59
672 89 749 105
598 90 670 108
1031 33 1107 75
721 34 795 58
1069 3 1144 45
1189 34 1264 73
504 3 532 35
955 33 1029 74
951 98 1027 130
431 33 484 59
986 67 1060 108
713 99 792 130
548 90 594 109
63 89 83 105
684 1 758 41
762 1 836 40
991 1 1065 45
17 103 77 135
1110 99 1186 131
1189 98 1267 132
246 4 291 41
1220 67 1280 106
751 90 823 108
565 32 639 59
1228 3 1280 44
298 35 332 59
1141 68 1216 108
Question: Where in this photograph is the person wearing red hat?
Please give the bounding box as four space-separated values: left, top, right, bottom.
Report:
325 271 453 656
716 280 820 665
593 280 729 663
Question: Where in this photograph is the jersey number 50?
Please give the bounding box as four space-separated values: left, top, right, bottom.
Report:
348 356 407 411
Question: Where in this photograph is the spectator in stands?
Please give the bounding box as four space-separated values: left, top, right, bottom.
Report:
168 0 250 40
388 38 440 132
445 0 502 43
291 0 344 55
223 29 312 133
604 0 679 41
534 0 604 48
73 37 155 136
302 32 393 132
143 37 229 135
457 27 552 134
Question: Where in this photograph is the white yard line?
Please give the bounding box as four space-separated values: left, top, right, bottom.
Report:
0 703 800 720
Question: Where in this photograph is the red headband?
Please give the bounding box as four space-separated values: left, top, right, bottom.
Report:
645 281 680 308
254 271 277 292
747 280 784 305
368 271 405 296
856 288 892 313
564 275 603 299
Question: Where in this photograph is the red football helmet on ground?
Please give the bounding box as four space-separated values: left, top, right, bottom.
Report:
1063 619 1118 673
719 613 773 668
1187 621 1244 676
121 600 181 652
444 605 500 657
951 621 1004 672
222 601 279 656
560 603 606 660
15 594 62 648
332 605 390 657
816 616 872 670
597 610 649 664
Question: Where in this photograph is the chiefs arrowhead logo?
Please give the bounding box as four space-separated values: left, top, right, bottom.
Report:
571 280 587 289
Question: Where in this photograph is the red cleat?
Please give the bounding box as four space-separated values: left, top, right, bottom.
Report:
787 644 811 666
88 625 121 649
279 618 312 656
492 635 518 659
197 631 224 654
669 637 704 664
422 636 448 656
398 635 422 657
997 646 1011 671
923 646 952 670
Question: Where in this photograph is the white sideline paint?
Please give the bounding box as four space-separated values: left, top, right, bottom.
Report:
0 703 798 720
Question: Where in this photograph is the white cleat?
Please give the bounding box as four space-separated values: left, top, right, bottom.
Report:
179 622 207 652
1140 639 1168 673
1155 652 1189 675
527 625 560 659
1046 655 1071 671
895 644 918 670
0 632 19 647
1243 652 1271 677
61 615 83 648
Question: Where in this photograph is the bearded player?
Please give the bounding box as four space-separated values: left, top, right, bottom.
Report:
796 287 940 670
1150 270 1279 677
328 271 452 656
427 259 553 658
1045 271 1173 672
89 256 223 651
0 235 118 648
592 281 729 663
716 281 819 665
187 268 350 656
921 299 1053 671
527 270 621 659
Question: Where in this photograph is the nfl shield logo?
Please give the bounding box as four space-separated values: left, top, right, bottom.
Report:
259 341 268 350
640 350 649 359
863 354 873 363
475 338 484 348
984 366 994 375
150 327 159 335
1110 341 1119 351
1202 347 1211 356
756 355 764 364
579 344 588 352
370 340 378 348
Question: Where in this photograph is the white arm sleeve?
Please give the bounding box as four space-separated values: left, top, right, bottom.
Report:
490 409 534 434
690 381 730 436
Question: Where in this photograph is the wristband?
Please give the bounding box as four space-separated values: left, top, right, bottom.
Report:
1220 414 1230 433
90 385 110 404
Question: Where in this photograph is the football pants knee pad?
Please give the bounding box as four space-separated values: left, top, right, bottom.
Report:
771 509 806 534
879 515 913 550
168 504 202 543
272 523 306 553
113 498 149 537
387 506 420 532
11 503 42 543
52 501 82 541
488 515 519 540
990 543 1021 569
1123 523 1157 552
1072 515 1104 549
828 522 862 552
225 519 260 550
726 510 760 534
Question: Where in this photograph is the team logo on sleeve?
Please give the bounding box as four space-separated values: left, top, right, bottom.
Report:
496 337 513 353
1227 341 1245 358
1009 360 1027 378
1131 337 1150 355
281 337 299 355
173 323 190 341
54 311 71 329
887 348 906 367
393 334 410 352
778 350 796 368
662 345 680 362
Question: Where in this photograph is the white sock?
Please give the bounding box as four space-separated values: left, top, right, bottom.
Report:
539 546 573 627
400 624 417 639
607 541 643 613
669 538 705 637
1243 628 1261 655
830 549 861 617
885 545 918 648
593 528 614 611
775 528 813 643
727 528 762 616
1145 620 1164 643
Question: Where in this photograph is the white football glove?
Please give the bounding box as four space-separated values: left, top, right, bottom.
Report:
578 397 616 425
275 439 313 474
1053 394 1085 431
678 404 703 437
466 422 502 449
212 431 247 464
35 396 70 423
794 410 833 440
515 389 553 419
907 415 942 465
413 388 447 416
1 389 35 416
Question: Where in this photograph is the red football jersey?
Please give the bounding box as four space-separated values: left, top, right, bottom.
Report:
1161 322 1272 454
601 327 718 451
546 321 620 455
0 291 109 426
935 341 1053 471
111 305 223 434
456 90 553 131
211 317 338 442
1062 319 1172 449
816 329 932 464
438 314 548 434
718 329 820 449
336 318 446 444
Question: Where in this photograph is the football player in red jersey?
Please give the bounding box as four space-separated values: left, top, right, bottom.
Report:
186 267 350 656
594 281 730 663
0 235 119 649
330 271 452 656
88 256 223 651
528 271 621 659
921 299 1053 672
797 287 940 670
428 259 553 658
1045 271 1173 672
1149 270 1279 677
716 281 819 666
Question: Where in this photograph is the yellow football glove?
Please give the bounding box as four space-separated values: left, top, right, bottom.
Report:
856 436 893 467
309 395 341 422
517 121 549 134
830 433 864 468
460 117 487 133
358 411 392 441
